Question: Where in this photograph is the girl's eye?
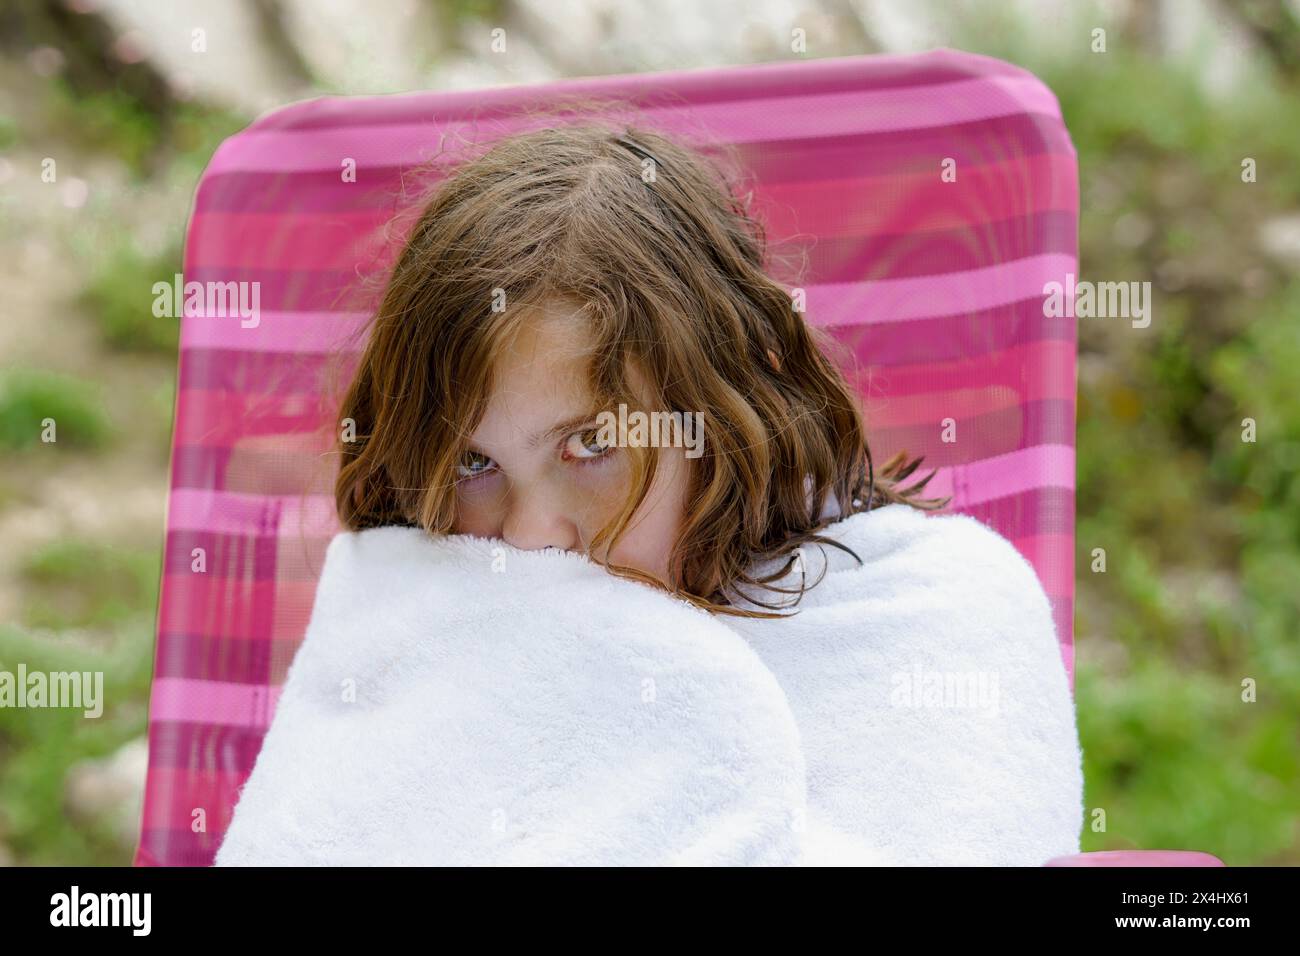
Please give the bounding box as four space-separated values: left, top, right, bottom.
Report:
456 450 495 481
564 427 615 463
456 430 614 485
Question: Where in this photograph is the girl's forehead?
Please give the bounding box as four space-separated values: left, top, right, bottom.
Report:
484 350 593 427
472 300 597 449
473 301 654 450
490 302 595 396
499 299 591 367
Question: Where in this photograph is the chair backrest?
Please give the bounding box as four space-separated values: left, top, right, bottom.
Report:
136 49 1079 866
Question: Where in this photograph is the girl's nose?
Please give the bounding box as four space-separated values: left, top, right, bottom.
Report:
500 491 580 554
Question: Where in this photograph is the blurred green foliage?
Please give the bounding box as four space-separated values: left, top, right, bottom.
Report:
0 615 154 867
1077 663 1298 864
20 539 159 632
45 84 161 176
42 76 246 181
985 36 1300 864
79 239 183 354
0 369 112 450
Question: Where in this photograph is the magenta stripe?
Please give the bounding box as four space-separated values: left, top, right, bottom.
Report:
148 542 1074 696
833 305 1075 368
789 211 1078 281
158 577 295 649
854 340 1077 403
166 487 338 535
148 676 282 729
863 399 1074 464
967 443 1074 500
155 454 1074 569
177 348 351 393
152 481 1075 690
179 267 358 313
807 252 1072 327
185 210 398 273
160 528 296 577
179 310 369 353
208 76 1062 175
162 528 328 576
734 116 1073 190
923 443 1075 506
152 628 279 681
154 540 1073 632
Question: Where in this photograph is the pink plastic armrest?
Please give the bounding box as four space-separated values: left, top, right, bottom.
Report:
1045 850 1226 867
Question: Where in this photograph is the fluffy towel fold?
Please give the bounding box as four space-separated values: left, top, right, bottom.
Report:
214 526 808 866
722 503 1085 865
215 504 1083 866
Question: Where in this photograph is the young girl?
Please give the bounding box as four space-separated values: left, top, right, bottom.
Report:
334 122 952 614
217 122 1084 866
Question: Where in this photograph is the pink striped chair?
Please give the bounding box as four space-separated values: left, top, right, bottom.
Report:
136 49 1222 867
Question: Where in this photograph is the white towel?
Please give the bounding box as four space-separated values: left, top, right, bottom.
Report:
214 526 808 866
723 503 1085 865
215 505 1083 866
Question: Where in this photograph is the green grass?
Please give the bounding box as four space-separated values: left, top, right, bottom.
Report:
959 28 1300 865
0 43 243 868
936 1 1300 863
0 621 154 866
1077 659 1300 864
0 368 112 451
0 539 159 865
20 539 160 632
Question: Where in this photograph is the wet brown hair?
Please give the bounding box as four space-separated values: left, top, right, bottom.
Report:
332 120 950 618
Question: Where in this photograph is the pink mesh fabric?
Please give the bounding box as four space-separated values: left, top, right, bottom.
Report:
137 49 1079 866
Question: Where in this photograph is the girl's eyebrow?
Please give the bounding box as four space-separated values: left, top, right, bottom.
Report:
468 409 602 455
527 410 602 450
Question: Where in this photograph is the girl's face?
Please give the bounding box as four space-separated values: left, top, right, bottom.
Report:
450 297 691 588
